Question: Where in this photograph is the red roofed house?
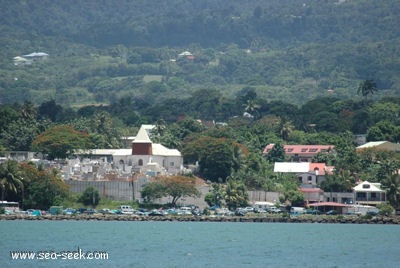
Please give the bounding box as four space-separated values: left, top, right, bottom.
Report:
263 144 335 162
298 163 335 187
301 188 324 203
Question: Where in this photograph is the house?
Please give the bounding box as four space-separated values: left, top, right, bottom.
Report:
274 162 334 187
356 141 400 153
263 144 334 162
353 181 386 206
301 188 324 203
297 163 334 186
13 56 32 66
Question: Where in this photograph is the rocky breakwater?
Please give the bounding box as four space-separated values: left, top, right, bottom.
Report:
1 214 400 224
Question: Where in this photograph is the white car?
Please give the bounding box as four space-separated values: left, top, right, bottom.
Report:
268 207 283 213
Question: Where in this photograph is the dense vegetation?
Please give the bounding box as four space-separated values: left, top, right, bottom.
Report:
1 0 400 106
1 94 400 209
1 1 400 210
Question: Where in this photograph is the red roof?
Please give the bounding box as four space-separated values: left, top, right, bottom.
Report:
301 188 323 193
263 144 334 155
308 202 348 207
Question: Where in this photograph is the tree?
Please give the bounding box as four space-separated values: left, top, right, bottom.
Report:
265 143 286 163
20 101 37 120
141 175 200 207
204 183 224 207
333 131 360 173
279 118 295 141
320 171 354 193
357 79 377 100
0 160 23 201
79 186 100 207
0 118 45 151
19 163 69 210
366 120 400 143
32 125 92 160
182 136 237 182
224 179 249 210
38 99 63 121
382 173 400 209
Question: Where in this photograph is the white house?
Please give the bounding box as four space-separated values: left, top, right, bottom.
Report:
353 181 386 206
76 125 183 177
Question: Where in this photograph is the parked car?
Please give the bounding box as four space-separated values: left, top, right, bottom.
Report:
100 208 115 214
243 207 255 213
235 209 246 216
191 208 202 216
148 209 164 216
63 208 76 215
326 210 338 215
366 211 379 216
306 209 322 215
268 206 283 213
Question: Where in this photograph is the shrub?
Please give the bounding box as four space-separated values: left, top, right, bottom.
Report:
78 186 100 207
377 203 394 216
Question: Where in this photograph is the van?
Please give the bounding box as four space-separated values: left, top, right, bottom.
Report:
290 207 306 216
119 205 134 214
49 206 63 215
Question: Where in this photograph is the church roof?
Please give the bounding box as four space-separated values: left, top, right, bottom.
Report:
133 125 154 143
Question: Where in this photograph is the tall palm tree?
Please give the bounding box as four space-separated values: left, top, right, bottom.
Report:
383 173 400 209
357 79 377 101
279 118 295 141
0 160 23 201
20 101 37 120
243 99 260 119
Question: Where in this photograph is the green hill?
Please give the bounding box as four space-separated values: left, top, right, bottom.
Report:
1 0 400 106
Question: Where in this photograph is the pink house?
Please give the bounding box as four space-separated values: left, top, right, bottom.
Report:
263 144 335 162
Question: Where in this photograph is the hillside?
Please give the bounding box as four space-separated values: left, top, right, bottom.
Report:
1 0 400 106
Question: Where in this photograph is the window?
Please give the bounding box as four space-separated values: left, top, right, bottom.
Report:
308 176 312 182
301 148 308 152
138 159 143 166
169 162 174 167
357 192 366 198
287 148 293 152
298 177 302 183
309 148 318 152
362 184 370 189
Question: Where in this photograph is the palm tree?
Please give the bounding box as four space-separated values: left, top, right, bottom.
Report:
20 101 37 120
224 179 249 210
383 173 400 209
0 160 23 201
357 79 377 101
243 99 260 119
279 118 295 141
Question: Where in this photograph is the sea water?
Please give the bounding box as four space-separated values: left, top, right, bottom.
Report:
1 220 399 268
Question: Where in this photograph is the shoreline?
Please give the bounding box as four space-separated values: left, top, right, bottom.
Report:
1 214 400 224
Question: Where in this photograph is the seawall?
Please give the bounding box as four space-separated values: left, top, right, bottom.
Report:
1 214 399 224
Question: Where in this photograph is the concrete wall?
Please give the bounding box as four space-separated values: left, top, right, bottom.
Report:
66 180 283 209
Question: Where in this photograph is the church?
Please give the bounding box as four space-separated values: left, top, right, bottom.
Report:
76 125 183 177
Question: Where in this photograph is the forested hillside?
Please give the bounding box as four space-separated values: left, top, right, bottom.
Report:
1 0 400 106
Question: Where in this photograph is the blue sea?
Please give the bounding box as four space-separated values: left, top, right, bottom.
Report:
1 220 399 268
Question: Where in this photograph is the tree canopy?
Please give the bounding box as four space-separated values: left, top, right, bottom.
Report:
141 175 200 207
31 125 92 160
